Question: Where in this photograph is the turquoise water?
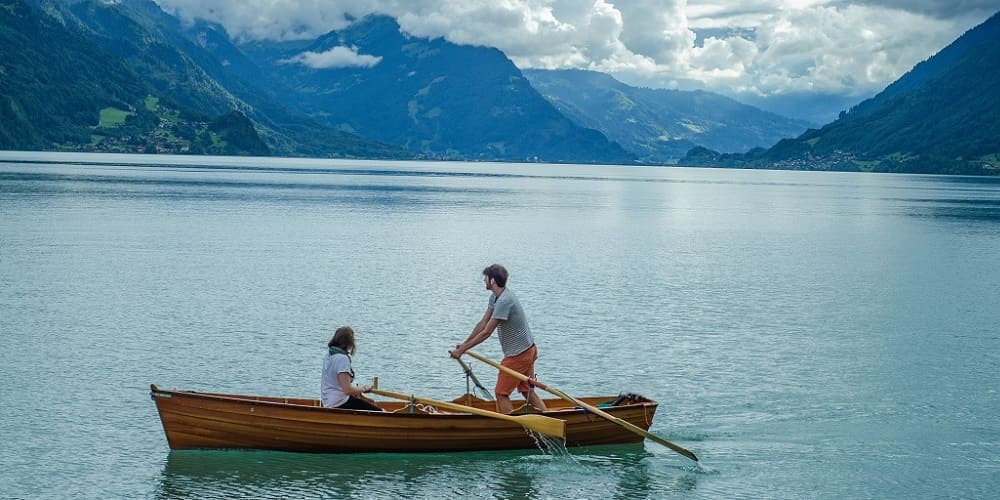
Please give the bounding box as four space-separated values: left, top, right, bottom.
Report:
1 151 998 499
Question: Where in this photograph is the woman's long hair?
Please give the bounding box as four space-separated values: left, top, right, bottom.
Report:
328 326 356 355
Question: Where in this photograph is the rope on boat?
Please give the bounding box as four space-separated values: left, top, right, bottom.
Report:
401 395 439 414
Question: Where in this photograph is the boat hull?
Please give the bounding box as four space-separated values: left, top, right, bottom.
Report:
150 385 659 453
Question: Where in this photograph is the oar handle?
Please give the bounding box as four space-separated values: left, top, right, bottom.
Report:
461 350 698 462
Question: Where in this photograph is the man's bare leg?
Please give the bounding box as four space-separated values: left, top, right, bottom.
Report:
525 390 547 411
497 394 514 414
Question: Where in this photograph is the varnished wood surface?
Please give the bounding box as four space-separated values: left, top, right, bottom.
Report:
150 384 659 452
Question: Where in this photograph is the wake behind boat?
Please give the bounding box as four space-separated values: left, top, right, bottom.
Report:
149 384 659 453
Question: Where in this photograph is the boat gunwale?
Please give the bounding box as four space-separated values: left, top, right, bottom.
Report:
150 384 658 418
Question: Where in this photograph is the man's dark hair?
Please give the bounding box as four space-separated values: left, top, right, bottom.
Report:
483 264 509 287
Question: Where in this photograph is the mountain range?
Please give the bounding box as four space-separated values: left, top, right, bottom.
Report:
233 15 631 164
1 0 634 163
524 69 810 163
1 0 998 174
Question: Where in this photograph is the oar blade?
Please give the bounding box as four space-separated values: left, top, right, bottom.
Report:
463 350 699 462
514 414 566 439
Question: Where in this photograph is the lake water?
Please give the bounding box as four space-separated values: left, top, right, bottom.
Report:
1 151 998 499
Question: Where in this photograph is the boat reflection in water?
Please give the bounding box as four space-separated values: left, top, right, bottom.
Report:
154 444 686 499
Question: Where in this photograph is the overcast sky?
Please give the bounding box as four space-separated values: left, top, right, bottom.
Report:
154 1 997 98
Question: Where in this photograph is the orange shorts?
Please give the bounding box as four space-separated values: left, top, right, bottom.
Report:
495 344 538 397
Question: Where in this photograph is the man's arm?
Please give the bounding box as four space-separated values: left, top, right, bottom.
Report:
452 316 499 358
461 308 492 344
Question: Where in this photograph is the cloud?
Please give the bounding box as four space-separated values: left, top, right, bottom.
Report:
153 0 995 97
613 1 693 66
849 0 999 19
741 5 951 94
281 46 382 69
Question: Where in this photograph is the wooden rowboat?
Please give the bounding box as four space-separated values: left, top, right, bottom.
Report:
150 384 660 453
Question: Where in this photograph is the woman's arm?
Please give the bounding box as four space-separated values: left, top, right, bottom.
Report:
338 372 372 397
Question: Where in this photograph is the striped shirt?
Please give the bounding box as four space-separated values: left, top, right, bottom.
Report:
489 288 534 357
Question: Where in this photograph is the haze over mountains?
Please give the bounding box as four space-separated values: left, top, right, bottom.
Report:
524 69 810 163
681 11 1000 175
1 0 997 174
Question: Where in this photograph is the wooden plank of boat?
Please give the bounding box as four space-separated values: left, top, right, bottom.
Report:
149 384 659 453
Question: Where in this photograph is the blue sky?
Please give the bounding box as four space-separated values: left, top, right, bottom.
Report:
155 1 996 101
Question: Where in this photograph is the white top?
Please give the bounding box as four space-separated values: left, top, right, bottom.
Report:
489 288 534 357
321 352 353 408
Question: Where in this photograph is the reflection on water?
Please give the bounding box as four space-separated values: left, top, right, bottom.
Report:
888 175 1000 223
917 202 1000 223
156 450 478 498
155 445 681 499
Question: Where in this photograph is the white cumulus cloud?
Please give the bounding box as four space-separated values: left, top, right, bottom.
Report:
153 0 996 98
281 46 382 69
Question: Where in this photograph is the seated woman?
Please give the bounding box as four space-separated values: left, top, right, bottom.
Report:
321 326 384 411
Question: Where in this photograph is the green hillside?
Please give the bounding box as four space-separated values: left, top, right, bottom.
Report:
0 0 269 156
1 0 410 158
0 0 149 149
65 0 409 158
86 98 271 156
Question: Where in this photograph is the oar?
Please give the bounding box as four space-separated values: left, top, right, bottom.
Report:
369 388 566 439
455 356 494 400
461 350 698 462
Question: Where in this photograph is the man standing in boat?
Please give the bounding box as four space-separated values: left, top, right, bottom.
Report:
452 264 547 414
